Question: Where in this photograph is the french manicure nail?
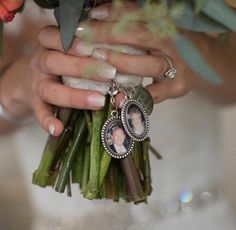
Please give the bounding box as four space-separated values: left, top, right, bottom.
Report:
92 49 107 61
88 94 105 107
75 41 94 56
49 124 55 135
75 24 92 39
98 63 116 79
90 8 108 20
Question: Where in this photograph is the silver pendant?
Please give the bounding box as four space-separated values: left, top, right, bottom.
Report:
121 99 149 142
101 116 134 159
133 86 154 115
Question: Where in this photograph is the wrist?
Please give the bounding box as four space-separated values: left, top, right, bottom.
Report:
0 57 33 123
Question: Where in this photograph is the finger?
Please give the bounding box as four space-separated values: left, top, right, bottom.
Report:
38 49 116 81
114 92 125 108
37 79 106 110
146 77 189 103
89 1 138 21
38 26 94 57
75 21 170 52
92 48 168 78
33 99 64 136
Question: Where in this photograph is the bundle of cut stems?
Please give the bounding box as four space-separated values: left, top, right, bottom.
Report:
33 96 155 203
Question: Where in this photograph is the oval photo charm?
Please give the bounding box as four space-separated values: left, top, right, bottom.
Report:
101 117 134 159
121 100 149 141
133 86 154 115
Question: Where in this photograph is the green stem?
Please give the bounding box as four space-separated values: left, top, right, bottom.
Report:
132 142 141 170
99 96 112 187
67 174 72 197
120 155 146 203
71 139 85 184
108 160 119 202
85 108 105 199
83 110 92 142
149 141 162 160
142 138 152 196
48 110 80 186
55 113 86 193
81 145 90 195
99 151 111 187
32 108 73 187
100 179 107 199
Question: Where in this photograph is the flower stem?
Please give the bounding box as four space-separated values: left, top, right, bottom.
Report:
99 97 112 187
55 113 87 193
108 160 119 202
81 144 90 195
85 108 105 199
32 108 73 187
48 110 80 186
148 142 162 160
141 138 152 196
120 155 146 203
71 138 85 184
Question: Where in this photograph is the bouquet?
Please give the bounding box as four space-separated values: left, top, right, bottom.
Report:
1 0 236 204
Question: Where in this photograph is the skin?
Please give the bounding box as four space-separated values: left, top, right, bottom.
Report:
112 128 126 146
1 1 236 135
130 111 143 130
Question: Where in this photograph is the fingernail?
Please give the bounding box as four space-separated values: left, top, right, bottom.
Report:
88 94 105 107
75 41 94 56
92 49 107 61
49 124 55 136
98 63 116 79
75 24 92 40
90 7 108 20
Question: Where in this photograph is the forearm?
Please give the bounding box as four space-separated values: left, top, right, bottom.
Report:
188 32 236 105
0 56 32 134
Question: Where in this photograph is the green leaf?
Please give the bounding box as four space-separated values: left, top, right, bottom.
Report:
194 0 207 13
56 0 85 51
176 3 229 32
33 0 59 9
201 0 236 31
0 22 3 57
175 34 222 85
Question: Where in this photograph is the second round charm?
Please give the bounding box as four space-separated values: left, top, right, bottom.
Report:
101 116 134 159
121 99 150 141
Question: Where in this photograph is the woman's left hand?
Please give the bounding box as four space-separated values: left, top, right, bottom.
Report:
73 1 197 103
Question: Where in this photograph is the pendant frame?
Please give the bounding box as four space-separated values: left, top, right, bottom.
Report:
101 116 134 159
121 99 149 142
133 85 154 115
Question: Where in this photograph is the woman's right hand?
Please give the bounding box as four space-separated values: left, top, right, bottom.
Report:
29 26 117 136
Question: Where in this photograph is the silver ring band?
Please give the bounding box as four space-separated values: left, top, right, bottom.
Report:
157 53 177 80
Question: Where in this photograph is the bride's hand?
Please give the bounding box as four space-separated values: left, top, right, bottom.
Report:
30 27 117 136
75 1 199 104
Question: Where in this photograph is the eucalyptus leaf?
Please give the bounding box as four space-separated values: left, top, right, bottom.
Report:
176 3 229 33
175 34 222 85
58 0 85 51
201 0 236 31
